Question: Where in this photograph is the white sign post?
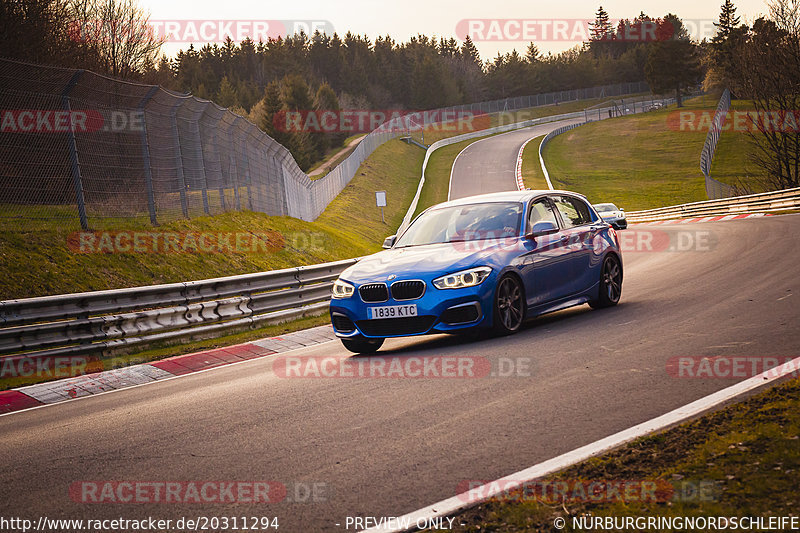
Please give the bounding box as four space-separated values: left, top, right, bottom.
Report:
376 191 387 223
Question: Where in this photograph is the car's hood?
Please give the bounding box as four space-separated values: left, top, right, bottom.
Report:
341 240 517 283
601 211 624 219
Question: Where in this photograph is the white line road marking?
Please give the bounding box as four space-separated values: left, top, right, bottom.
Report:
360 355 800 533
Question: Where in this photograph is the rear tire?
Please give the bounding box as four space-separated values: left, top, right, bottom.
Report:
589 254 622 309
493 274 525 335
341 337 384 354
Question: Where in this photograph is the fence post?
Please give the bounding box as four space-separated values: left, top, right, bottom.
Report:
61 70 89 230
244 152 253 210
138 86 159 225
170 99 189 218
229 153 241 210
195 101 212 214
227 118 241 210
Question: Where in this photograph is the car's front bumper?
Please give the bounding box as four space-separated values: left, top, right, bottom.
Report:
329 278 496 339
603 217 627 229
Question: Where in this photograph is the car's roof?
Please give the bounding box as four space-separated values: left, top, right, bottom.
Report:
431 190 588 209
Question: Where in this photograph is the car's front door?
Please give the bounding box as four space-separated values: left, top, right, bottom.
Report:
518 197 574 307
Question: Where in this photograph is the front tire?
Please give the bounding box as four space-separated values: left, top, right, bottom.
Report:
341 337 384 354
590 254 622 309
493 274 525 335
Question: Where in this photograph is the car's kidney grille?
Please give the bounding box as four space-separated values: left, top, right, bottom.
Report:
356 316 436 337
359 283 388 302
391 280 425 300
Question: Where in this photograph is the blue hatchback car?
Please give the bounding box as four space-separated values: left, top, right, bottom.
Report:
329 190 623 353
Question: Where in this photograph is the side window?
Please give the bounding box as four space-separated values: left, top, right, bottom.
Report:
553 196 591 229
528 199 559 230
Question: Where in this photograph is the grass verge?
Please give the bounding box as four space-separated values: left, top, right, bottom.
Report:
428 375 800 532
519 135 548 190
530 96 760 211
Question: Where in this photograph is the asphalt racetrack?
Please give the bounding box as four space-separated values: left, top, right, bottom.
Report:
448 118 584 200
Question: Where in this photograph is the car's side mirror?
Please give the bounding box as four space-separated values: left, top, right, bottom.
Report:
526 221 559 239
382 235 397 249
620 208 625 212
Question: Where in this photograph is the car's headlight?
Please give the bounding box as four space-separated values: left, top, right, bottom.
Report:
433 267 492 290
332 279 355 299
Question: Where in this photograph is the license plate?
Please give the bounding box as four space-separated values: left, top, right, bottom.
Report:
367 304 418 319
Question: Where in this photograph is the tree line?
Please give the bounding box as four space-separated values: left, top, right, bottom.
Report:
14 0 781 178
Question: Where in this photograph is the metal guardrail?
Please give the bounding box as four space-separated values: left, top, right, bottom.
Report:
0 259 356 362
538 123 584 189
626 187 800 222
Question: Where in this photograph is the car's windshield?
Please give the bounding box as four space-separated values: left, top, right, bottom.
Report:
395 202 523 247
594 203 618 213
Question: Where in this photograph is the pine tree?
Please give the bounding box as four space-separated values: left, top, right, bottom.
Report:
216 76 238 108
589 6 613 58
314 82 342 152
708 0 744 91
258 80 290 146
714 0 741 40
590 6 612 41
460 36 481 68
280 74 319 166
644 16 701 107
526 43 541 63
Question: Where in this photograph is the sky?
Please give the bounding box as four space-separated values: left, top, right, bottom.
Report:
138 0 772 61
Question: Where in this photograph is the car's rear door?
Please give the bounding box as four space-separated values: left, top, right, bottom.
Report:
550 195 605 294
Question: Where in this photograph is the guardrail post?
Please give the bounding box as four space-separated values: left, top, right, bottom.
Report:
138 86 160 225
62 70 89 230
